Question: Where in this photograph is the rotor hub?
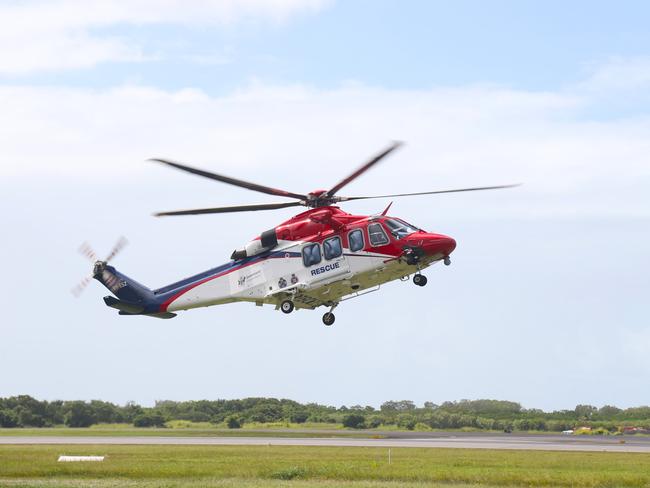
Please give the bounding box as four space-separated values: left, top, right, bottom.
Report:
305 189 334 208
93 260 107 277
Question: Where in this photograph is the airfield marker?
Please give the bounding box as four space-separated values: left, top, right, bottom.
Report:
58 456 105 462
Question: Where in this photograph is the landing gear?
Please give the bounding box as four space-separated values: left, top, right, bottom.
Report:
280 300 294 314
322 312 335 326
322 302 338 326
444 256 451 266
413 274 428 287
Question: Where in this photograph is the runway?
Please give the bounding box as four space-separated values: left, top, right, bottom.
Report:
2 433 650 452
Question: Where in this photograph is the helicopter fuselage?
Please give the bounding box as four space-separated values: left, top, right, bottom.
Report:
95 206 456 322
78 142 514 325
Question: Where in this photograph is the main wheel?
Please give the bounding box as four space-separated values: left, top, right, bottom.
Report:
322 312 335 326
280 300 294 314
413 274 427 287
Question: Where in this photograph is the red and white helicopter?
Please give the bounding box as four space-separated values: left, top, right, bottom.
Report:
75 142 516 325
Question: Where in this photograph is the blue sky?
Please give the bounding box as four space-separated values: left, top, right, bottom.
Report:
6 1 650 93
1 0 650 411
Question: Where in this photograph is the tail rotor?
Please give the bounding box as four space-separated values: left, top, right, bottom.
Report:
72 237 128 297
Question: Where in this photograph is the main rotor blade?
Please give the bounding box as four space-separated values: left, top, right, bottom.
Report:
150 158 307 200
325 141 403 197
337 184 521 201
154 201 303 217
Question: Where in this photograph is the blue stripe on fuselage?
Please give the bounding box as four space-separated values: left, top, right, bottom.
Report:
152 250 301 296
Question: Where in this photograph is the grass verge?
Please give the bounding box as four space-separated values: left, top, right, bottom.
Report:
0 480 509 488
1 445 650 487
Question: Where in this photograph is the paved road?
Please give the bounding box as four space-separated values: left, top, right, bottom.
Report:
2 434 649 452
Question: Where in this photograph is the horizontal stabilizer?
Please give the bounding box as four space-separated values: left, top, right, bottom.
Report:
104 294 176 318
103 296 144 314
118 310 177 319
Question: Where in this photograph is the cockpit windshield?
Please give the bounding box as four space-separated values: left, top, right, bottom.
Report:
384 218 420 239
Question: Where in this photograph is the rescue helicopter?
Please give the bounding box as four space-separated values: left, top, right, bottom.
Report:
74 142 517 325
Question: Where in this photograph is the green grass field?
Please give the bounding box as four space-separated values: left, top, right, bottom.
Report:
1 445 650 487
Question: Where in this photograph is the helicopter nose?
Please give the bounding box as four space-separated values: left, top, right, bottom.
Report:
443 235 456 255
418 233 456 257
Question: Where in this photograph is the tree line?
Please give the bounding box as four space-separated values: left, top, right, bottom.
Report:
1 396 650 432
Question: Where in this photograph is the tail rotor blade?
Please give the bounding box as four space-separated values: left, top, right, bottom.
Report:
78 242 99 262
71 276 93 298
105 236 128 263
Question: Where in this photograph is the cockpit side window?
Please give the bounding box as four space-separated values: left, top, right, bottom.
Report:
302 243 322 267
323 236 342 260
384 218 419 239
348 229 364 252
368 222 389 246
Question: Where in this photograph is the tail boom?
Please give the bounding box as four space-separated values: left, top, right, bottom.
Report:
94 263 176 319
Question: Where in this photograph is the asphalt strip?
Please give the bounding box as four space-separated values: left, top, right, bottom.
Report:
1 435 649 452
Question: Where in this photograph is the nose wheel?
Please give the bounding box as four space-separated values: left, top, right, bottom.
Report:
280 300 294 314
413 274 428 287
444 256 451 266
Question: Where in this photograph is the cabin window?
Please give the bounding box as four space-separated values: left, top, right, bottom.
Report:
323 236 342 260
348 229 364 252
368 222 389 246
302 243 322 267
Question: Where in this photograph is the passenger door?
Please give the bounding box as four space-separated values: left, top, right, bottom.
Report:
302 236 350 286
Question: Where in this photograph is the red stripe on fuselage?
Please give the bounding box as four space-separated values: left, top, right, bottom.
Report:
159 248 398 312
159 254 293 312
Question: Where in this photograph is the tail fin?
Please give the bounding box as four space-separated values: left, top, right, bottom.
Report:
94 263 151 303
94 263 176 319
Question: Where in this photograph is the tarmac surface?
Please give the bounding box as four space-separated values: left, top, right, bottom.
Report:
2 432 650 452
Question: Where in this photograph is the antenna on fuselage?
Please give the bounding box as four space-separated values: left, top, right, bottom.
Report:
381 201 394 216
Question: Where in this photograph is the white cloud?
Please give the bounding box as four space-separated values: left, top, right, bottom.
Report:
0 0 330 74
1 76 649 219
0 30 145 74
581 57 650 92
